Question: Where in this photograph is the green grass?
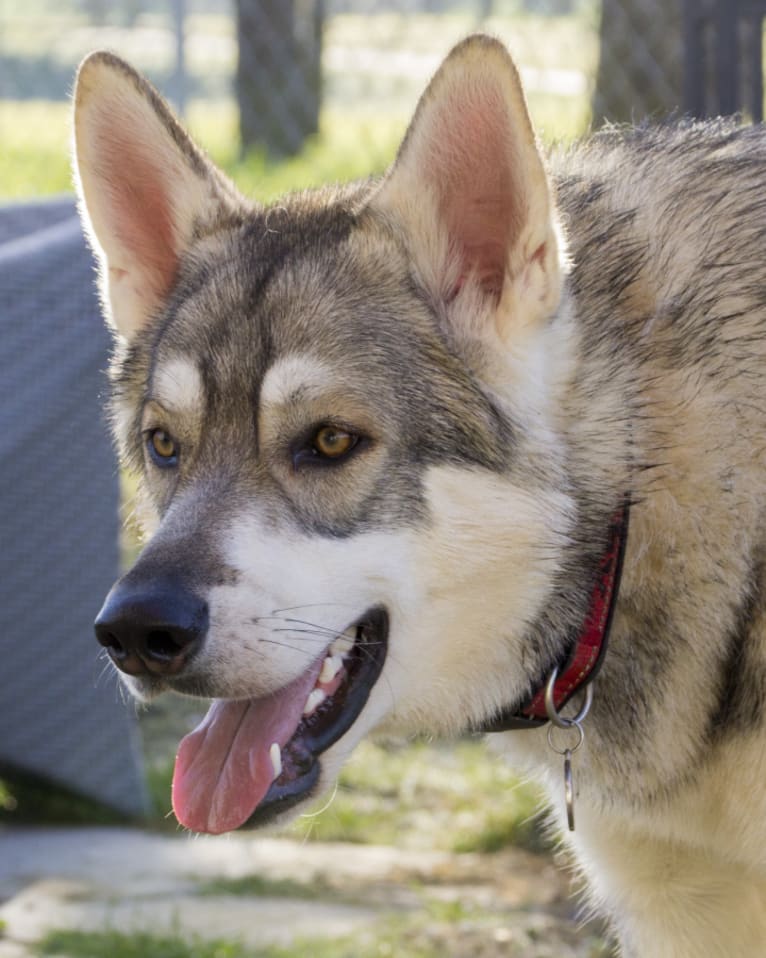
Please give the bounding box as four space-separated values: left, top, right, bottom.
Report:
36 917 617 958
196 874 338 902
38 929 258 958
285 738 550 855
36 926 447 958
36 906 616 958
0 101 76 198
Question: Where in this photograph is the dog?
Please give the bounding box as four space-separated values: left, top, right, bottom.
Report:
72 35 766 956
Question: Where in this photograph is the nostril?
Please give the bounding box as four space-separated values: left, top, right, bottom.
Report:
95 627 128 659
145 629 187 661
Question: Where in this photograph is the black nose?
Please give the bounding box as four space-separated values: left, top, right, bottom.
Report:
94 577 208 677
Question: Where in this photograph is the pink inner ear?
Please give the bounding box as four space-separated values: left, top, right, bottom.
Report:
428 86 526 296
94 110 181 303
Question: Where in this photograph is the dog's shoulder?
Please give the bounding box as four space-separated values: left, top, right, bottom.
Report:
550 120 766 346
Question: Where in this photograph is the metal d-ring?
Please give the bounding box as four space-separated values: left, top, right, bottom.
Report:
544 666 594 833
544 665 594 730
547 720 584 756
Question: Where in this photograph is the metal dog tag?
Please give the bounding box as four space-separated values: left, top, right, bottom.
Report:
563 748 575 831
545 668 593 833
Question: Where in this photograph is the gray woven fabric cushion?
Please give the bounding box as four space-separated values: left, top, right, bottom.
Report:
0 197 148 817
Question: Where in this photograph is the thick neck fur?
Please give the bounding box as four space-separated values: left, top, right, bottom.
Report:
493 123 766 953
543 123 766 803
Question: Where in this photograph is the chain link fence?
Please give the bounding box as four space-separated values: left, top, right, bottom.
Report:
0 1 684 170
3 2 763 174
0 0 763 813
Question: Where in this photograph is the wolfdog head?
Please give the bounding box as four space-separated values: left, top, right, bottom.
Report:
74 36 585 834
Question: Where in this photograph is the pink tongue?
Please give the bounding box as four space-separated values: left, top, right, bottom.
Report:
172 657 324 834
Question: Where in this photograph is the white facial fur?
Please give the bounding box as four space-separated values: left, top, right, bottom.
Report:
186 462 573 802
259 354 337 410
151 357 205 418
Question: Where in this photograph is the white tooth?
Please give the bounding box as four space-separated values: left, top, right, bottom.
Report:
319 654 343 684
330 631 354 657
303 688 327 716
269 743 282 780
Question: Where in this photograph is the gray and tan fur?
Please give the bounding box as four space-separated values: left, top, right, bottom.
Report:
73 36 766 957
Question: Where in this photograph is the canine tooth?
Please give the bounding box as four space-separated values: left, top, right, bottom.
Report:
330 631 355 657
269 743 282 780
303 688 327 716
319 654 343 684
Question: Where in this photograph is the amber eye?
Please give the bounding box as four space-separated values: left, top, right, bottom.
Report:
147 428 178 466
312 425 357 460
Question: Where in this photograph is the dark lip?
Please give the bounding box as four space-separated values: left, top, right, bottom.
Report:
243 605 389 827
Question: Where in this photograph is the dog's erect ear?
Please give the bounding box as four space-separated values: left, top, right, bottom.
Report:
374 35 564 339
73 51 243 339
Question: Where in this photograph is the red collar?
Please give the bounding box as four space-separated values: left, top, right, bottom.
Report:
480 500 630 732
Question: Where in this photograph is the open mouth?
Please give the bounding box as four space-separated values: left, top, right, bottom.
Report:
171 607 388 834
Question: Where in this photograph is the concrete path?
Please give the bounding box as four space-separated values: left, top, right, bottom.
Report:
0 827 434 954
0 826 608 957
